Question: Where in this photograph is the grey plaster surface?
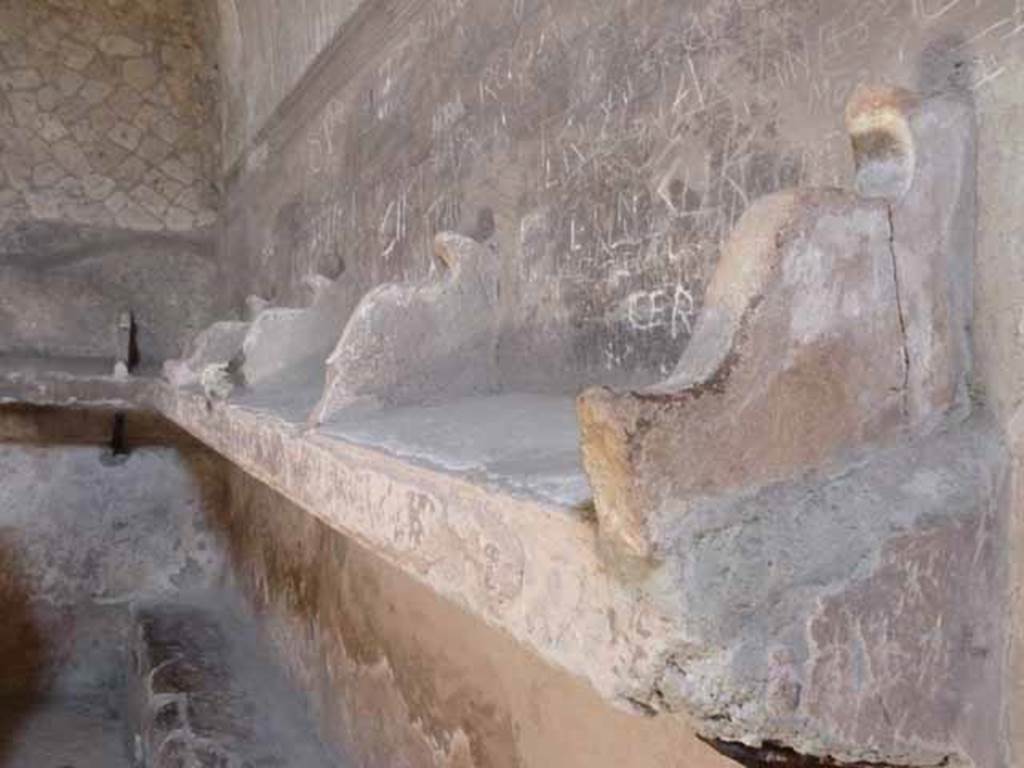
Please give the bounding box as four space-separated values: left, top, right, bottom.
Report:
320 392 590 508
0 354 1013 766
0 354 113 378
0 355 155 410
231 368 327 426
645 415 1007 766
0 445 223 607
210 0 365 170
0 234 224 366
0 699 130 768
153 381 669 714
0 443 225 767
214 0 1024 398
313 233 502 422
133 598 345 768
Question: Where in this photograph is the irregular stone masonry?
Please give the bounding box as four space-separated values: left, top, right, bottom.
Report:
0 0 217 237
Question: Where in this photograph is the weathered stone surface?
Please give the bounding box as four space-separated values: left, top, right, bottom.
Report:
211 0 365 170
0 355 1010 768
31 162 64 188
212 0 1019 400
199 362 238 401
0 265 121 359
579 188 905 563
239 275 358 391
1 0 1022 764
0 444 222 605
648 416 1006 768
59 39 94 71
880 89 976 423
0 359 153 410
4 384 705 768
578 86 976 565
108 120 142 152
0 229 223 365
148 372 1005 768
164 205 194 231
210 455 733 768
132 601 338 768
0 68 42 91
115 200 162 231
312 232 501 423
0 438 225 724
151 380 674 709
82 173 116 201
847 86 919 201
122 57 160 92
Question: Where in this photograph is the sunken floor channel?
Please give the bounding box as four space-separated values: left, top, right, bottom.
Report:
0 406 343 768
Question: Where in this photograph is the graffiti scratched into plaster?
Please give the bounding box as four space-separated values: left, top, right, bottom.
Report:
226 0 1024 388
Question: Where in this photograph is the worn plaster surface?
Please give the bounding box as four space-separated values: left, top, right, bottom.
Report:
0 415 357 768
319 392 590 507
0 700 130 768
0 347 1013 766
3 0 1024 766
214 0 1024 396
0 436 228 765
313 232 502 421
207 0 365 171
576 83 978 565
0 442 224 702
133 599 342 768
579 188 906 562
0 233 223 365
206 457 734 768
651 416 1007 766
153 382 674 710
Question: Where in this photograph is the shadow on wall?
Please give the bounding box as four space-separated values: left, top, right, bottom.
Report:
0 532 47 761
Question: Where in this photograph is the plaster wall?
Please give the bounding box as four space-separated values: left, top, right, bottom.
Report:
205 461 733 768
203 0 1024 763
209 0 365 171
0 405 734 767
0 429 224 709
974 58 1024 768
214 0 1024 392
